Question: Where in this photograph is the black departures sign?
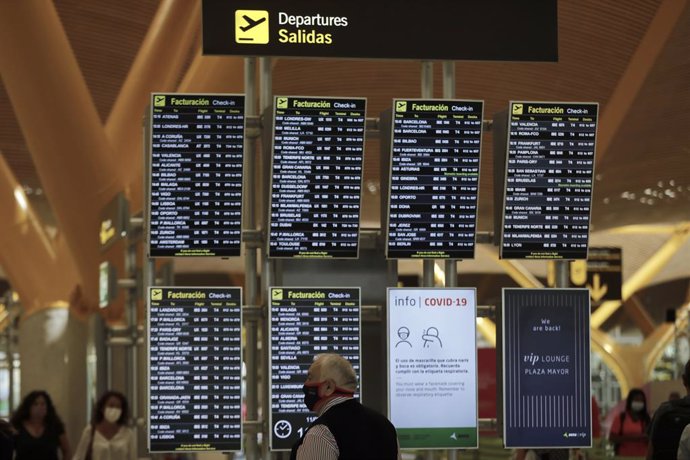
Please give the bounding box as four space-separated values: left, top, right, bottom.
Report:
269 287 361 450
148 93 245 257
386 99 483 259
202 0 557 62
268 96 366 258
148 287 242 453
500 102 598 260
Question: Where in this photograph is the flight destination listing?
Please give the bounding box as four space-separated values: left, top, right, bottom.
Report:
269 287 360 450
148 287 242 452
501 101 598 259
149 93 245 257
387 99 483 259
269 96 366 258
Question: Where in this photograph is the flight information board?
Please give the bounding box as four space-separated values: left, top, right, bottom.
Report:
500 102 598 259
148 93 245 257
386 99 483 259
269 287 361 450
148 287 242 453
268 96 366 258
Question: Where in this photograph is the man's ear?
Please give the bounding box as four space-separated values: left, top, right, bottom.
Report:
322 379 337 397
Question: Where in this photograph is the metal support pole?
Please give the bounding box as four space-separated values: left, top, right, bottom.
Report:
442 59 460 460
420 59 436 460
123 234 140 453
6 312 15 415
444 260 458 289
244 56 261 460
139 104 153 457
106 339 113 390
259 57 272 117
548 260 570 458
421 60 435 292
442 61 456 99
143 257 155 451
422 260 435 287
555 260 570 289
259 56 274 460
421 61 433 98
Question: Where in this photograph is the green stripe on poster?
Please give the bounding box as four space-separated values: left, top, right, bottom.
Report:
397 427 477 449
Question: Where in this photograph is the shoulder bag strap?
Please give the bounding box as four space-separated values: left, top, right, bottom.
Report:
84 424 96 460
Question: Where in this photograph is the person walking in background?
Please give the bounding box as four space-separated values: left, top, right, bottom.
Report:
72 390 135 460
10 390 71 460
608 388 650 457
647 359 690 460
0 418 15 459
678 422 690 460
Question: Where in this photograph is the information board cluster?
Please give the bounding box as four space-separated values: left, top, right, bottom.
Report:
147 95 598 260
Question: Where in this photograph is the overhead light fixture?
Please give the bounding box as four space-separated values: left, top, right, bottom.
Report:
14 186 28 210
433 262 445 286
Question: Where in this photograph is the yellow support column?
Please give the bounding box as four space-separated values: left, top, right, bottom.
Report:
0 155 79 316
107 0 201 212
0 0 121 308
591 224 690 328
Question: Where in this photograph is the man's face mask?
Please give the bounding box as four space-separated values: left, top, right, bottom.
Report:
302 381 355 411
302 381 325 411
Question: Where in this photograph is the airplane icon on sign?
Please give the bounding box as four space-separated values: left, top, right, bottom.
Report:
240 15 266 32
235 10 269 44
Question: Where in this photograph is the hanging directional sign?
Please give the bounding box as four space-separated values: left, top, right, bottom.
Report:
548 248 622 305
202 0 558 61
582 247 622 305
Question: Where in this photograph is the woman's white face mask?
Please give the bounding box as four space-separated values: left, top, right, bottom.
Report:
104 407 122 424
631 401 645 412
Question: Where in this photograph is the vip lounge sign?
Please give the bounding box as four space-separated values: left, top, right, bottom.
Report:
202 0 558 61
502 289 591 449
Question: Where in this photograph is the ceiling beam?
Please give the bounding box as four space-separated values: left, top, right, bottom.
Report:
471 246 544 345
0 1 121 308
622 295 657 336
106 0 201 213
642 305 687 378
493 259 544 289
0 154 79 314
479 245 543 289
476 318 496 347
610 224 681 235
595 0 687 165
591 223 690 328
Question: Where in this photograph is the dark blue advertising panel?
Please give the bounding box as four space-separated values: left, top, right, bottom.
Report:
502 289 591 448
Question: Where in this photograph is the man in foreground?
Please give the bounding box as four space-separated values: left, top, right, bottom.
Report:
291 353 400 460
647 359 690 459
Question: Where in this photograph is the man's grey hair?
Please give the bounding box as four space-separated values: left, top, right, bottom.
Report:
314 353 357 391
